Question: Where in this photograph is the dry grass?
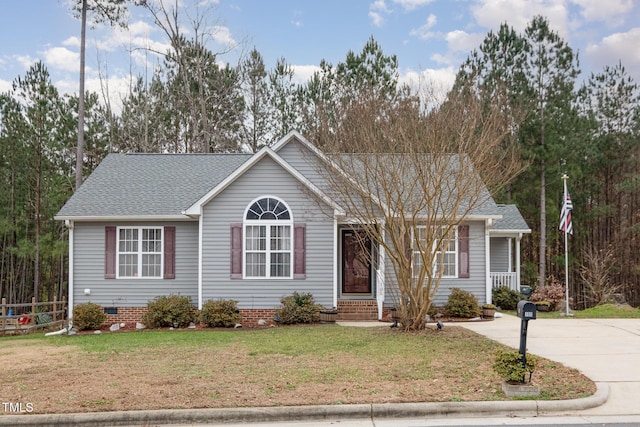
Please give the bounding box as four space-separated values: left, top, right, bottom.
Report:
0 325 595 414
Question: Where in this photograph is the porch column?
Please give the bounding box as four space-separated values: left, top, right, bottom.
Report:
333 217 338 308
376 240 386 320
485 219 492 304
516 233 522 291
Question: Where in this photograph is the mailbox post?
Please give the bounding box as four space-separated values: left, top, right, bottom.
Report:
516 301 537 382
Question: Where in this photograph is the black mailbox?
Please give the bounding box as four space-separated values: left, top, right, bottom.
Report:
517 301 537 320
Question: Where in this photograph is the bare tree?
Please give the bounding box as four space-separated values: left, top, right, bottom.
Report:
140 0 244 153
310 84 525 330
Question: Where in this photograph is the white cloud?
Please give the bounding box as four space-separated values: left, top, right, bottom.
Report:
445 30 485 53
128 20 156 37
0 79 11 93
585 27 640 78
392 0 435 11
369 0 390 27
63 36 81 48
572 0 633 25
291 64 321 85
410 14 437 40
369 11 385 27
14 54 35 70
42 46 80 73
472 0 569 38
210 25 237 48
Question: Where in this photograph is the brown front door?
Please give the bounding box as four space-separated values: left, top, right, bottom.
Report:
341 229 372 295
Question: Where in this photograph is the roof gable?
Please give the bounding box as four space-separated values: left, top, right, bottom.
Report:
184 146 344 216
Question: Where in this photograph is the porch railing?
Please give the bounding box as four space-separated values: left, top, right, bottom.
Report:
490 272 518 291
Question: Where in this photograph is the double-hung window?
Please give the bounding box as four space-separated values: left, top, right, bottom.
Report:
117 227 163 278
413 225 458 279
244 197 293 278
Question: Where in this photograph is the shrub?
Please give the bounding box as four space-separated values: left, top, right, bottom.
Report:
530 278 565 311
73 302 107 331
276 292 323 324
142 294 197 328
200 299 242 328
493 348 538 383
444 288 481 318
492 286 521 310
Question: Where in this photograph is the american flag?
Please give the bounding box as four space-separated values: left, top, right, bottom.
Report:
559 188 573 235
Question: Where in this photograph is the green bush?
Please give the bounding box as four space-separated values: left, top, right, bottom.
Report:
73 302 107 330
444 288 481 318
492 286 521 310
200 299 242 328
142 294 197 328
493 348 538 383
276 292 323 324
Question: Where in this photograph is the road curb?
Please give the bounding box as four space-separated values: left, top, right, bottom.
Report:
0 383 608 426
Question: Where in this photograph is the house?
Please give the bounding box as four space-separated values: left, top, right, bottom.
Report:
55 131 530 326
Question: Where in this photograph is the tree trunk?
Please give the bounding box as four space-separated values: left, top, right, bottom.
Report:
75 0 87 190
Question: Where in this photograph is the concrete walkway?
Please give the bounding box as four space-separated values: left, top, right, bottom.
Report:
459 313 640 416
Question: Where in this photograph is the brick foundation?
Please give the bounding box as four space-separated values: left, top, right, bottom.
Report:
80 303 389 329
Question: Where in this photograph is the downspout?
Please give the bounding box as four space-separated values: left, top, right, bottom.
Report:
198 209 203 310
66 220 74 326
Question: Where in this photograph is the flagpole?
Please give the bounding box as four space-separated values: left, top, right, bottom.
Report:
562 174 570 316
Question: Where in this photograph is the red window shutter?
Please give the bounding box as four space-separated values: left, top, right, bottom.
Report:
230 223 243 279
294 223 306 279
458 225 470 278
164 226 176 279
105 226 116 279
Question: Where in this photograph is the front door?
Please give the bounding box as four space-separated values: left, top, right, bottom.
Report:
341 229 373 295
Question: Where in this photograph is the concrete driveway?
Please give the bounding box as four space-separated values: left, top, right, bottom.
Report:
459 313 640 416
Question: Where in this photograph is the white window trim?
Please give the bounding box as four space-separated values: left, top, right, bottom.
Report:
116 226 164 279
243 196 294 279
413 225 458 279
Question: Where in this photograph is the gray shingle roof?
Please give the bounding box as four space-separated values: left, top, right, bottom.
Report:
491 204 530 232
56 153 251 218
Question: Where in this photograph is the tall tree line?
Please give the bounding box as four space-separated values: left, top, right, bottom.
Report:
0 10 638 308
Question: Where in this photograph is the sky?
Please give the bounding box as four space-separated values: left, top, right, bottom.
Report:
1 0 639 111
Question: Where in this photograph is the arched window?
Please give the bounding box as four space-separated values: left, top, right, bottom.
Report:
243 197 293 278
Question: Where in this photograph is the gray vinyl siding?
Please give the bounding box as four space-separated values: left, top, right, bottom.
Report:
72 221 199 307
384 221 488 307
276 138 328 187
490 237 509 272
201 155 335 309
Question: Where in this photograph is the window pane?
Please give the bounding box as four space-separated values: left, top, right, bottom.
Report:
246 226 266 250
246 253 266 277
270 253 291 277
270 225 291 250
119 229 138 252
119 254 138 277
142 254 162 277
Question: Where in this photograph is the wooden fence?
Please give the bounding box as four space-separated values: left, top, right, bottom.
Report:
0 297 67 334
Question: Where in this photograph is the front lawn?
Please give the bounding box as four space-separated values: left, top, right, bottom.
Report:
0 324 594 415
